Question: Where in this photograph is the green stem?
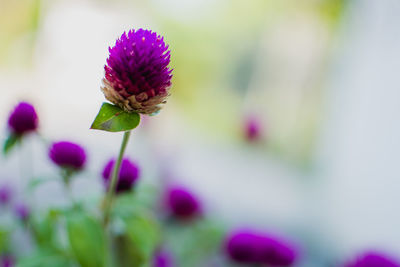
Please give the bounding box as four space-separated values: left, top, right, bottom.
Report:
103 131 131 226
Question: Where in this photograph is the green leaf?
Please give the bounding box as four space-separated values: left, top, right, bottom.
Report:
16 248 71 267
66 211 107 267
114 215 160 267
3 134 21 156
0 228 10 253
90 103 140 132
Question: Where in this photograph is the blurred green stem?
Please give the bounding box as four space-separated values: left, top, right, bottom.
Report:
103 131 131 226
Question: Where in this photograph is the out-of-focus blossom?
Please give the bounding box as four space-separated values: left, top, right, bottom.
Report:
102 158 140 193
7 102 38 135
225 229 297 266
102 28 173 115
0 254 14 267
14 203 30 221
49 141 87 170
244 116 262 142
0 185 12 205
153 249 174 267
166 186 201 220
345 251 400 267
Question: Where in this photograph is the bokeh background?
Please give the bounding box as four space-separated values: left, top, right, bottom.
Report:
1 0 400 266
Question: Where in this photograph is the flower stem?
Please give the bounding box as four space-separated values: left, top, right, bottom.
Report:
103 131 131 226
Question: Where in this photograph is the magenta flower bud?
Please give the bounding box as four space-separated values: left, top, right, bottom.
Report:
244 116 262 142
166 186 200 220
102 158 140 193
7 102 38 135
0 185 12 205
345 251 400 267
0 254 14 267
225 230 297 266
14 203 30 221
49 141 87 170
102 28 173 114
153 250 174 267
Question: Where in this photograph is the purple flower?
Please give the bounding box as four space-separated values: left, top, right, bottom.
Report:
153 250 174 267
102 28 173 114
102 158 140 193
14 203 30 221
225 230 297 266
0 185 12 205
7 102 38 135
49 141 87 170
166 186 201 220
0 254 14 267
345 251 400 267
244 116 262 142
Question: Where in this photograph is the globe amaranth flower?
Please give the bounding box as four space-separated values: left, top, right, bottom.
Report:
166 186 201 220
345 251 400 267
225 229 297 266
0 254 14 267
102 158 140 193
153 249 174 267
14 203 30 221
244 116 262 142
49 141 87 170
7 102 38 135
0 185 12 205
102 28 173 115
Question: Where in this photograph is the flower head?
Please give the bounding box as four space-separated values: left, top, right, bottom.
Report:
244 116 262 142
166 186 201 220
8 102 38 135
225 229 297 266
0 185 12 205
102 158 140 193
0 254 14 267
14 203 30 221
345 251 400 267
49 141 87 170
103 28 173 114
153 249 174 267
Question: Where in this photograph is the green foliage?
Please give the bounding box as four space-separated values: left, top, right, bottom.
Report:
0 228 11 253
3 134 21 156
66 211 107 267
90 103 140 132
16 248 71 267
114 214 160 267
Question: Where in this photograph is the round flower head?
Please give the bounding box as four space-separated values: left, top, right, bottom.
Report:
225 230 297 266
0 185 12 205
8 102 38 135
166 186 200 220
102 28 173 114
0 254 14 267
14 203 30 221
244 116 262 142
345 251 400 267
49 141 87 170
153 249 174 267
102 158 140 193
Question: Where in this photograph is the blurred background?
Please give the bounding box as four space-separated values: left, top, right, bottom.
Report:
1 0 400 265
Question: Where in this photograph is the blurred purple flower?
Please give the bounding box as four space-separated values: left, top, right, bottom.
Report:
14 203 30 221
153 250 174 267
102 28 173 114
7 102 38 135
0 185 12 205
102 158 140 193
225 229 297 266
49 141 87 170
166 186 201 220
244 116 262 142
0 254 14 267
345 251 400 267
